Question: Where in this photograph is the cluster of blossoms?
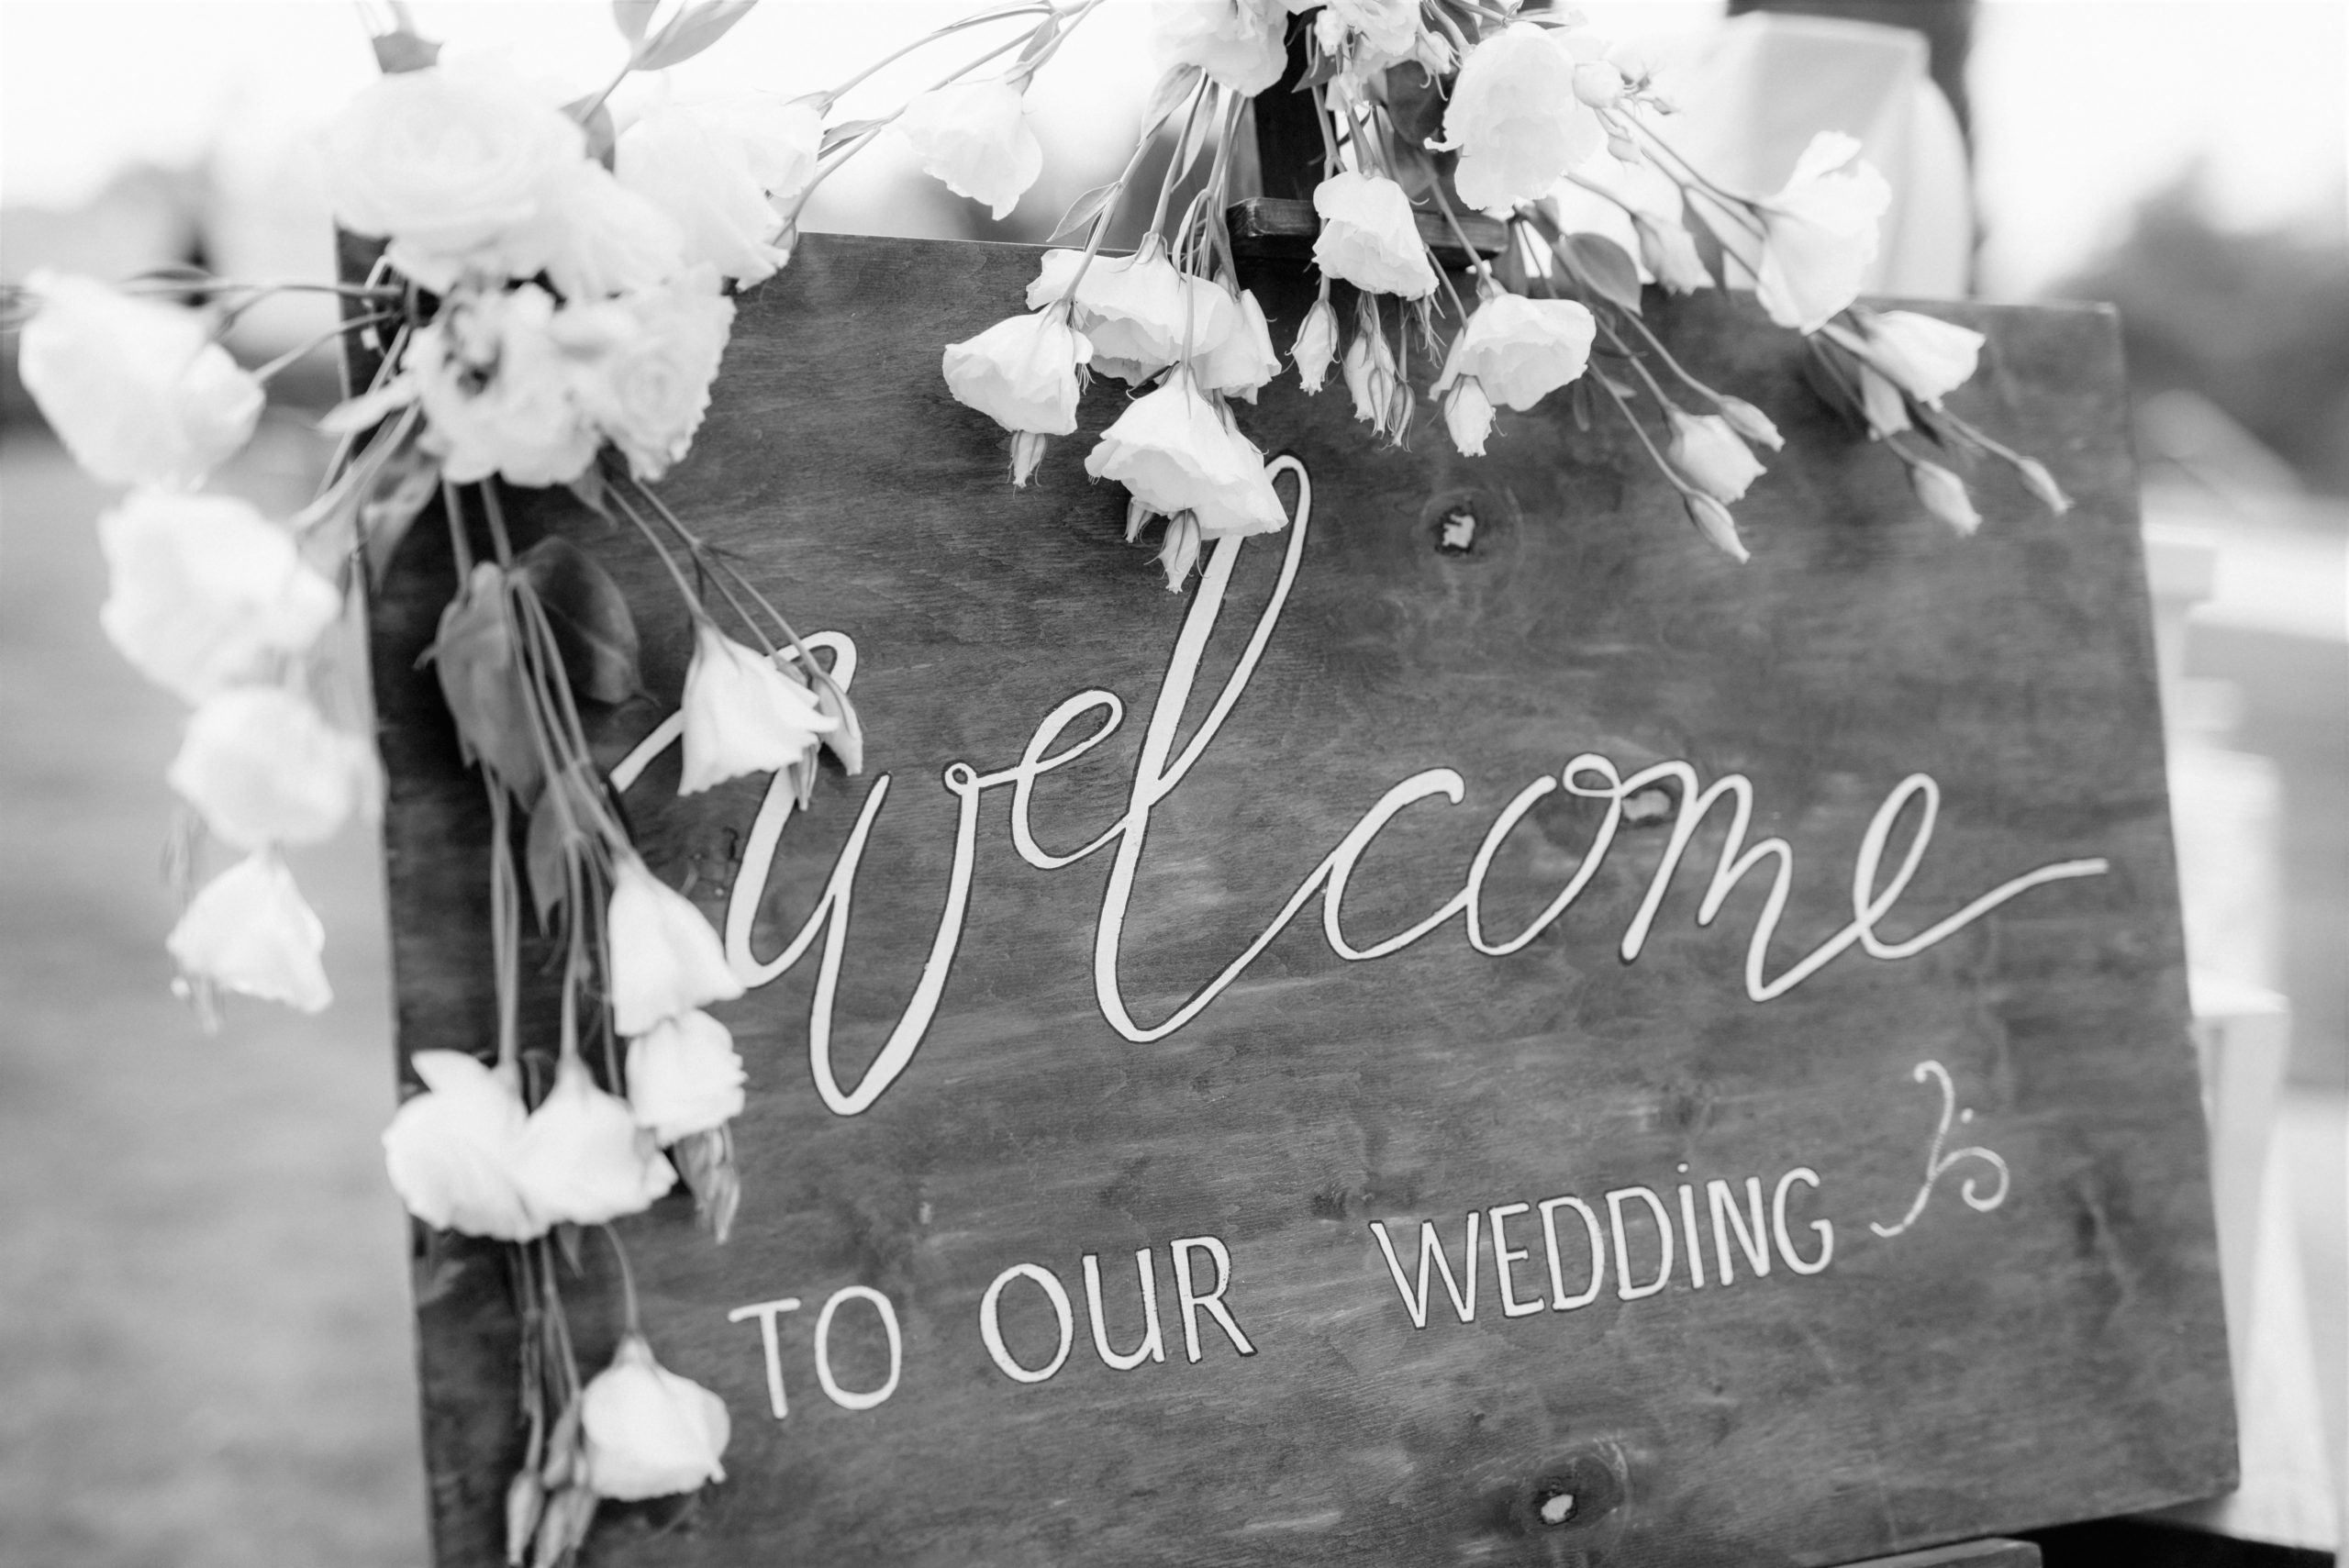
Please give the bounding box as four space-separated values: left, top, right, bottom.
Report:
945 0 2066 571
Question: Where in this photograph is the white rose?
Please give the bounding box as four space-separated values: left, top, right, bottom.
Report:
1753 131 1890 334
18 272 262 491
942 310 1095 436
1859 310 1983 405
561 268 735 482
1083 378 1287 539
1432 293 1596 410
522 159 687 303
617 99 807 285
1026 245 1197 384
581 1334 730 1501
167 686 368 851
607 854 745 1036
1311 172 1440 299
1195 288 1281 403
96 491 340 704
1666 408 1766 503
1442 377 1497 456
381 1051 541 1240
325 62 585 287
897 80 1043 222
1291 295 1340 394
412 285 598 488
626 1010 747 1145
678 621 839 798
512 1054 676 1226
1157 0 1289 95
166 851 330 1013
1442 23 1603 212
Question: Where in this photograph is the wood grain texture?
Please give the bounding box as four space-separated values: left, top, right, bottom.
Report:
1840 1541 2039 1568
370 234 2232 1568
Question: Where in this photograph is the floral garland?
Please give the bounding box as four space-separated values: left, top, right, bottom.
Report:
5 1 2068 1562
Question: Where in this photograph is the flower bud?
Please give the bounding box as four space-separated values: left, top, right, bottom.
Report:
2015 456 2072 516
1863 309 1984 405
672 1128 741 1243
1858 367 1911 438
1442 377 1497 457
1713 396 1784 450
581 1334 731 1501
1666 408 1766 504
1910 460 1981 537
167 851 331 1014
1009 429 1051 488
1156 510 1204 593
505 1467 545 1567
1684 493 1751 564
1573 61 1625 108
1292 295 1340 395
530 1485 597 1568
1124 493 1154 544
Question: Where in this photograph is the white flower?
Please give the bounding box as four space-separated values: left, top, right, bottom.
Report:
411 285 598 487
1714 396 1783 450
608 855 746 1037
1084 377 1287 539
1666 408 1766 503
1311 172 1439 298
513 1054 676 1226
626 1010 747 1145
1024 244 1217 384
942 310 1094 436
1858 366 1910 437
679 621 839 798
560 268 735 482
1442 24 1603 212
1685 493 1751 564
381 1051 540 1240
1753 132 1891 333
618 96 815 285
1292 295 1339 394
1157 1 1289 95
526 160 687 302
324 62 586 288
1318 0 1421 71
95 491 340 704
167 686 368 851
17 272 262 491
166 851 331 1013
1910 460 1980 537
1432 293 1597 410
897 80 1042 221
581 1334 729 1501
1860 310 1984 405
1442 377 1497 456
1195 288 1280 402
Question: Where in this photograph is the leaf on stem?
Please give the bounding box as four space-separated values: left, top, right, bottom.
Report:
524 763 600 932
611 0 661 44
514 537 645 705
632 0 761 73
1142 64 1205 131
429 564 546 802
1560 232 1643 317
371 30 441 75
563 95 619 168
1048 181 1119 245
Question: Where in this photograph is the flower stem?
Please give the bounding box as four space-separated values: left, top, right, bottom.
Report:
599 1225 643 1338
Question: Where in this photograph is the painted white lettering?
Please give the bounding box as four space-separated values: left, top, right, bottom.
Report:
811 1285 902 1411
1082 1249 1167 1371
1773 1167 1834 1275
1709 1177 1773 1284
1369 1214 1482 1328
724 1296 803 1420
1488 1202 1544 1318
1676 1179 1708 1288
979 1263 1074 1385
1537 1195 1606 1309
1169 1236 1256 1362
1608 1186 1675 1301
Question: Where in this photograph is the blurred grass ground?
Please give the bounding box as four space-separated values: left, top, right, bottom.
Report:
0 425 427 1567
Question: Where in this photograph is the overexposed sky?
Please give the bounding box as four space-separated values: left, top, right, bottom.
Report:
0 0 2341 298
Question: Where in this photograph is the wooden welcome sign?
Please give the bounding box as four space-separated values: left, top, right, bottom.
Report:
372 230 2233 1565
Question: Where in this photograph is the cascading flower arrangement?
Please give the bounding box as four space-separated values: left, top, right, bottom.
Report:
5 0 2071 1561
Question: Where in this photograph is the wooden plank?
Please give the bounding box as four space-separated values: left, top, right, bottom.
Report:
1842 1540 2039 1568
373 234 2233 1566
1228 193 1507 261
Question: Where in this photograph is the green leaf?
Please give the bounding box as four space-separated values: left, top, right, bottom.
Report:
1561 232 1643 317
514 536 643 705
612 0 661 44
371 30 441 74
523 763 600 931
1141 63 1203 133
427 564 544 801
1047 181 1118 245
633 0 760 72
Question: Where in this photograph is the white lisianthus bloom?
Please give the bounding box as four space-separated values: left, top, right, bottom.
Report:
411 286 599 487
1085 377 1287 539
166 851 331 1013
1292 295 1340 394
608 854 744 1036
381 1051 541 1240
1025 245 1197 384
1442 23 1603 212
522 160 687 303
1157 0 1289 95
1318 0 1421 71
1311 172 1440 298
513 1054 676 1225
96 491 340 704
897 80 1043 221
1860 310 1984 405
1432 293 1597 410
1753 132 1891 334
1910 460 1980 537
626 1010 747 1146
1666 408 1766 503
1195 289 1280 402
618 97 812 285
167 686 369 851
1685 493 1751 564
941 310 1095 436
582 1334 730 1501
678 621 839 797
324 62 585 288
1442 377 1497 457
18 272 263 491
560 268 736 482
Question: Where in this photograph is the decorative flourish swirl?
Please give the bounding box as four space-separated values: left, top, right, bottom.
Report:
1870 1059 2011 1239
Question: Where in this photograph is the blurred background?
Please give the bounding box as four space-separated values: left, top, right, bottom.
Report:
1 2 2342 1563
